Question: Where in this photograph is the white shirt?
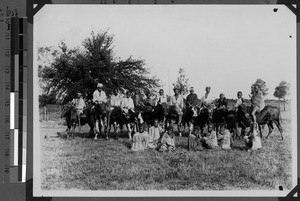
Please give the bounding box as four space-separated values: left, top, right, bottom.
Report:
120 97 134 110
92 90 107 103
235 98 244 108
72 98 85 110
171 95 184 108
156 94 167 105
110 94 121 107
201 93 213 106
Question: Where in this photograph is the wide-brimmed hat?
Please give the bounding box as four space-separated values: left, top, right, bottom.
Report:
97 83 103 88
190 87 194 91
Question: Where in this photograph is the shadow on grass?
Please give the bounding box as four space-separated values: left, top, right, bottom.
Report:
119 138 132 149
232 144 247 151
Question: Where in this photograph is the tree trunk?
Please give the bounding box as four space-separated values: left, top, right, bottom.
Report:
278 98 280 111
283 99 286 111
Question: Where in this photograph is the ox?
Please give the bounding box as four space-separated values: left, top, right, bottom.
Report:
107 107 138 140
193 107 211 134
91 102 109 140
237 104 284 140
61 103 94 139
138 102 168 129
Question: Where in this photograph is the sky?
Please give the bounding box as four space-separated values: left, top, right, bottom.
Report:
34 5 296 99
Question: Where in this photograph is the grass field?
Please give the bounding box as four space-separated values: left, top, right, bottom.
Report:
40 110 293 191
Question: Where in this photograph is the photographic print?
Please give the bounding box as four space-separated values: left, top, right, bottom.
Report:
33 5 297 196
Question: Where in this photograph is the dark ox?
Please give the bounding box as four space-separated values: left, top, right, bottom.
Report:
139 102 168 128
166 104 200 136
107 107 138 140
165 105 184 136
211 108 240 140
237 104 283 140
91 102 109 139
212 108 238 133
193 107 211 134
61 103 94 139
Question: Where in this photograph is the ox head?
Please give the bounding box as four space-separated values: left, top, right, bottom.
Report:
156 102 168 116
122 108 136 120
94 102 109 115
61 103 72 118
191 103 201 117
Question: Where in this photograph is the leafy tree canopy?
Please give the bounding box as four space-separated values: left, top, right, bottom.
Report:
172 68 189 95
39 31 160 104
251 78 268 96
274 81 290 100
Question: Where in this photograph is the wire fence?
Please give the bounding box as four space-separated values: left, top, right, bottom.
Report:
40 104 63 121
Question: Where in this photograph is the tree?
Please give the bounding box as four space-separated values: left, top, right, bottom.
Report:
274 81 290 111
39 31 160 104
38 46 60 105
172 68 189 95
39 94 56 107
251 79 268 96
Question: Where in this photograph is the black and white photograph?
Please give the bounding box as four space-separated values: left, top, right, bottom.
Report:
33 5 297 196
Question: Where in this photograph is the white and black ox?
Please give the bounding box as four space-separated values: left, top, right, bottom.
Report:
106 107 139 140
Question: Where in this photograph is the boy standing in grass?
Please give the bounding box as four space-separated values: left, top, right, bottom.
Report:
202 124 218 149
217 123 231 150
157 126 176 152
188 126 203 151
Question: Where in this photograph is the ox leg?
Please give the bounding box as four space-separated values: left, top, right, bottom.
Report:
100 118 104 138
71 122 76 139
274 120 284 140
165 118 169 132
259 124 263 139
94 119 100 140
178 115 182 137
127 124 132 140
113 122 118 138
189 123 193 135
113 122 117 132
102 117 108 140
265 121 273 139
88 121 94 139
241 127 246 138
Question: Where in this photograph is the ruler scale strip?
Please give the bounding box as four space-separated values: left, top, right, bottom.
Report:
3 17 11 183
3 17 27 183
20 17 27 182
18 17 23 182
11 17 18 182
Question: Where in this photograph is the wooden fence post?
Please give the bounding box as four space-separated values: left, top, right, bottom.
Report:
44 106 47 121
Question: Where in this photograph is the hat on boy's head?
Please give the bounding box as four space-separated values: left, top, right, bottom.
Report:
97 83 103 88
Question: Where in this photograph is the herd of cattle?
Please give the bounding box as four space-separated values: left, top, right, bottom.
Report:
60 98 284 141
